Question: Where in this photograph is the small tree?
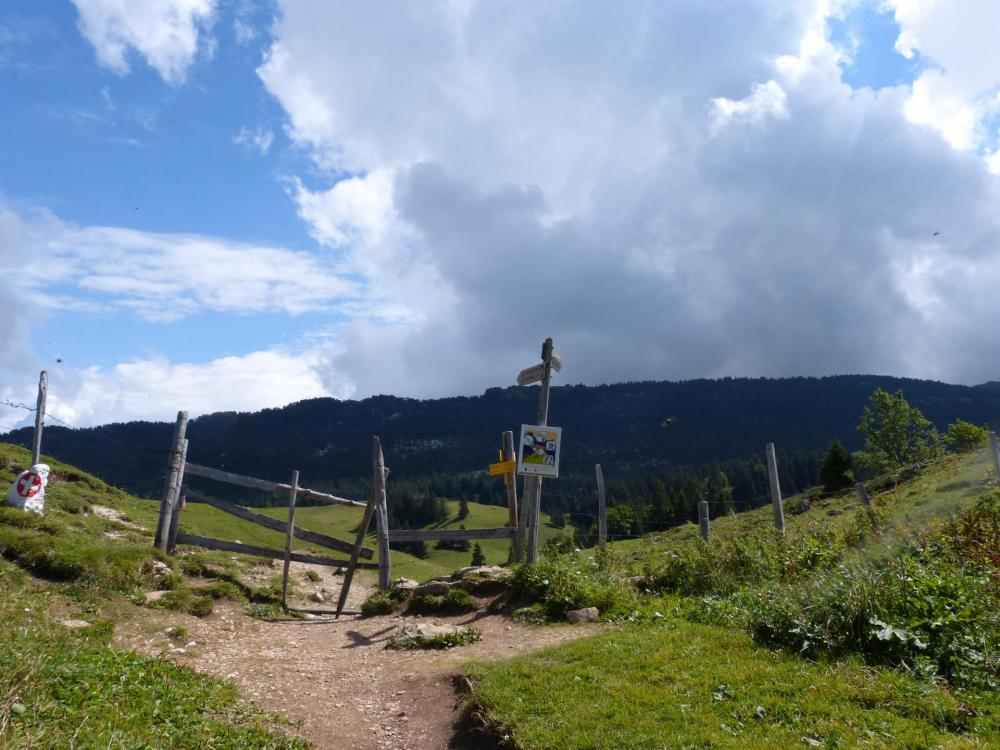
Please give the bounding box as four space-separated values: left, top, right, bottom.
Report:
819 439 854 492
857 388 942 474
945 419 989 453
470 542 486 566
549 509 565 528
457 498 470 521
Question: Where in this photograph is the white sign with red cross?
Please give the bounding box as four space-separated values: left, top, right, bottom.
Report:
7 464 50 515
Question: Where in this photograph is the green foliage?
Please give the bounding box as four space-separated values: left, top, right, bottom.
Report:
470 542 486 566
857 388 943 474
946 419 989 453
387 626 481 651
542 532 575 556
405 587 475 615
153 588 215 618
819 438 853 492
360 588 407 617
303 569 322 582
508 555 639 621
457 498 470 520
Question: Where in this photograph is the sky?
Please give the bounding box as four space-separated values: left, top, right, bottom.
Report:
2 0 1000 430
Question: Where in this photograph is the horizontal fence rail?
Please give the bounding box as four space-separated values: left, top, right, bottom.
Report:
182 487 374 559
174 533 378 569
387 526 517 543
184 462 365 508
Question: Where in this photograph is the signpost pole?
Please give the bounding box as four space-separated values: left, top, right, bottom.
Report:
502 431 521 560
30 371 47 466
526 338 554 562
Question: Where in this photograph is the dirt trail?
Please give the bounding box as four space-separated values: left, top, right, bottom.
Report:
114 565 603 750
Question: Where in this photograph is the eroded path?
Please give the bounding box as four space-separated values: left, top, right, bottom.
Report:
114 566 603 750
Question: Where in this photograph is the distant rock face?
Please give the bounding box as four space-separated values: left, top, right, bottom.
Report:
566 607 599 624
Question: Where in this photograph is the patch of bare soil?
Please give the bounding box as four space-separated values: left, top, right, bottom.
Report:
114 565 604 750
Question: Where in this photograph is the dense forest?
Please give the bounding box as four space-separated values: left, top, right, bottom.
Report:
8 375 998 538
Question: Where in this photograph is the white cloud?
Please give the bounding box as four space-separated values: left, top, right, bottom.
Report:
70 0 216 85
887 0 1000 151
0 206 360 322
253 0 1000 397
233 126 274 154
1 349 342 429
711 80 790 132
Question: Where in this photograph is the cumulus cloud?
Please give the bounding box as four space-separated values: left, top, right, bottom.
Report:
71 0 216 84
1 348 341 429
888 0 1000 153
233 126 274 154
2 208 360 322
251 1 1000 396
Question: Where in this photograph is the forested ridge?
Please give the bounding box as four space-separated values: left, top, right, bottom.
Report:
9 374 999 536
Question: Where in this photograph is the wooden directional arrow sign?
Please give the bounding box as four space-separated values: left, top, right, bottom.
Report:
488 459 517 476
517 363 546 386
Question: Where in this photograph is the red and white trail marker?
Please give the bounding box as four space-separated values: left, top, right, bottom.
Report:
7 464 50 514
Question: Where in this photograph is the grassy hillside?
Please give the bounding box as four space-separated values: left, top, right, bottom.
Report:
465 448 1000 748
0 443 306 748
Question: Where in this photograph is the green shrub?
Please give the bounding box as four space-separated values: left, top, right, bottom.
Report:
361 590 398 617
387 626 481 650
509 555 638 620
154 588 215 618
404 587 475 615
303 570 322 582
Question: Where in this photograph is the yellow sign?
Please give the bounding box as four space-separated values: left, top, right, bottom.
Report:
488 459 517 476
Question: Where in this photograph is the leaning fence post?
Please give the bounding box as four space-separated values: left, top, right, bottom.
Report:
502 431 521 560
698 500 710 543
376 468 391 591
766 442 785 534
30 371 47 466
281 470 300 608
155 411 188 551
595 463 608 550
990 431 1000 479
854 481 872 508
166 438 189 552
335 437 383 618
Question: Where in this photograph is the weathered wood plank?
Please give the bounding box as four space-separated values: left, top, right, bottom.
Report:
182 486 373 559
184 462 364 507
766 442 785 534
387 527 517 543
166 438 189 553
336 437 383 618
31 370 47 466
281 470 299 608
174 533 378 569
155 411 188 551
698 500 710 543
502 431 521 560
595 463 607 550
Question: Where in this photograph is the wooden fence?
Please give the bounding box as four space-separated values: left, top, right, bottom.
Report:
154 411 384 617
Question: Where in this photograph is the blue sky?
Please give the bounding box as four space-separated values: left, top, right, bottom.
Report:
2 0 1000 429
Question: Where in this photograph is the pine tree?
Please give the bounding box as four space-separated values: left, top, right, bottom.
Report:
458 497 470 520
471 542 486 566
819 439 853 492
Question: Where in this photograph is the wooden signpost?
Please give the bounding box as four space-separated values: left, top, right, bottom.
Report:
517 337 561 562
766 442 785 534
30 370 47 466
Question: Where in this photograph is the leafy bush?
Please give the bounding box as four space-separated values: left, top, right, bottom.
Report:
303 570 322 582
405 587 475 615
361 590 399 617
387 626 481 650
509 555 638 620
739 496 1000 688
945 419 989 453
154 588 215 618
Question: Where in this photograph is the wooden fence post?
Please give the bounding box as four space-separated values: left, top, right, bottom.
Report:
854 481 872 508
595 463 608 550
335 436 384 618
526 337 555 562
155 411 188 551
990 431 1000 478
502 431 521 560
766 442 785 534
377 467 391 591
30 371 47 466
166 438 188 552
698 500 710 543
281 470 300 608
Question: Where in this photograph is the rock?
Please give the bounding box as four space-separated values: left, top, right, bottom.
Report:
144 590 169 603
150 560 171 576
412 580 456 596
309 591 326 603
398 623 464 640
453 565 510 581
59 619 92 629
566 607 599 624
391 578 419 591
629 575 648 589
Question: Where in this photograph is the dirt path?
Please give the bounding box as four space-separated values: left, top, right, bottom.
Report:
114 566 603 750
